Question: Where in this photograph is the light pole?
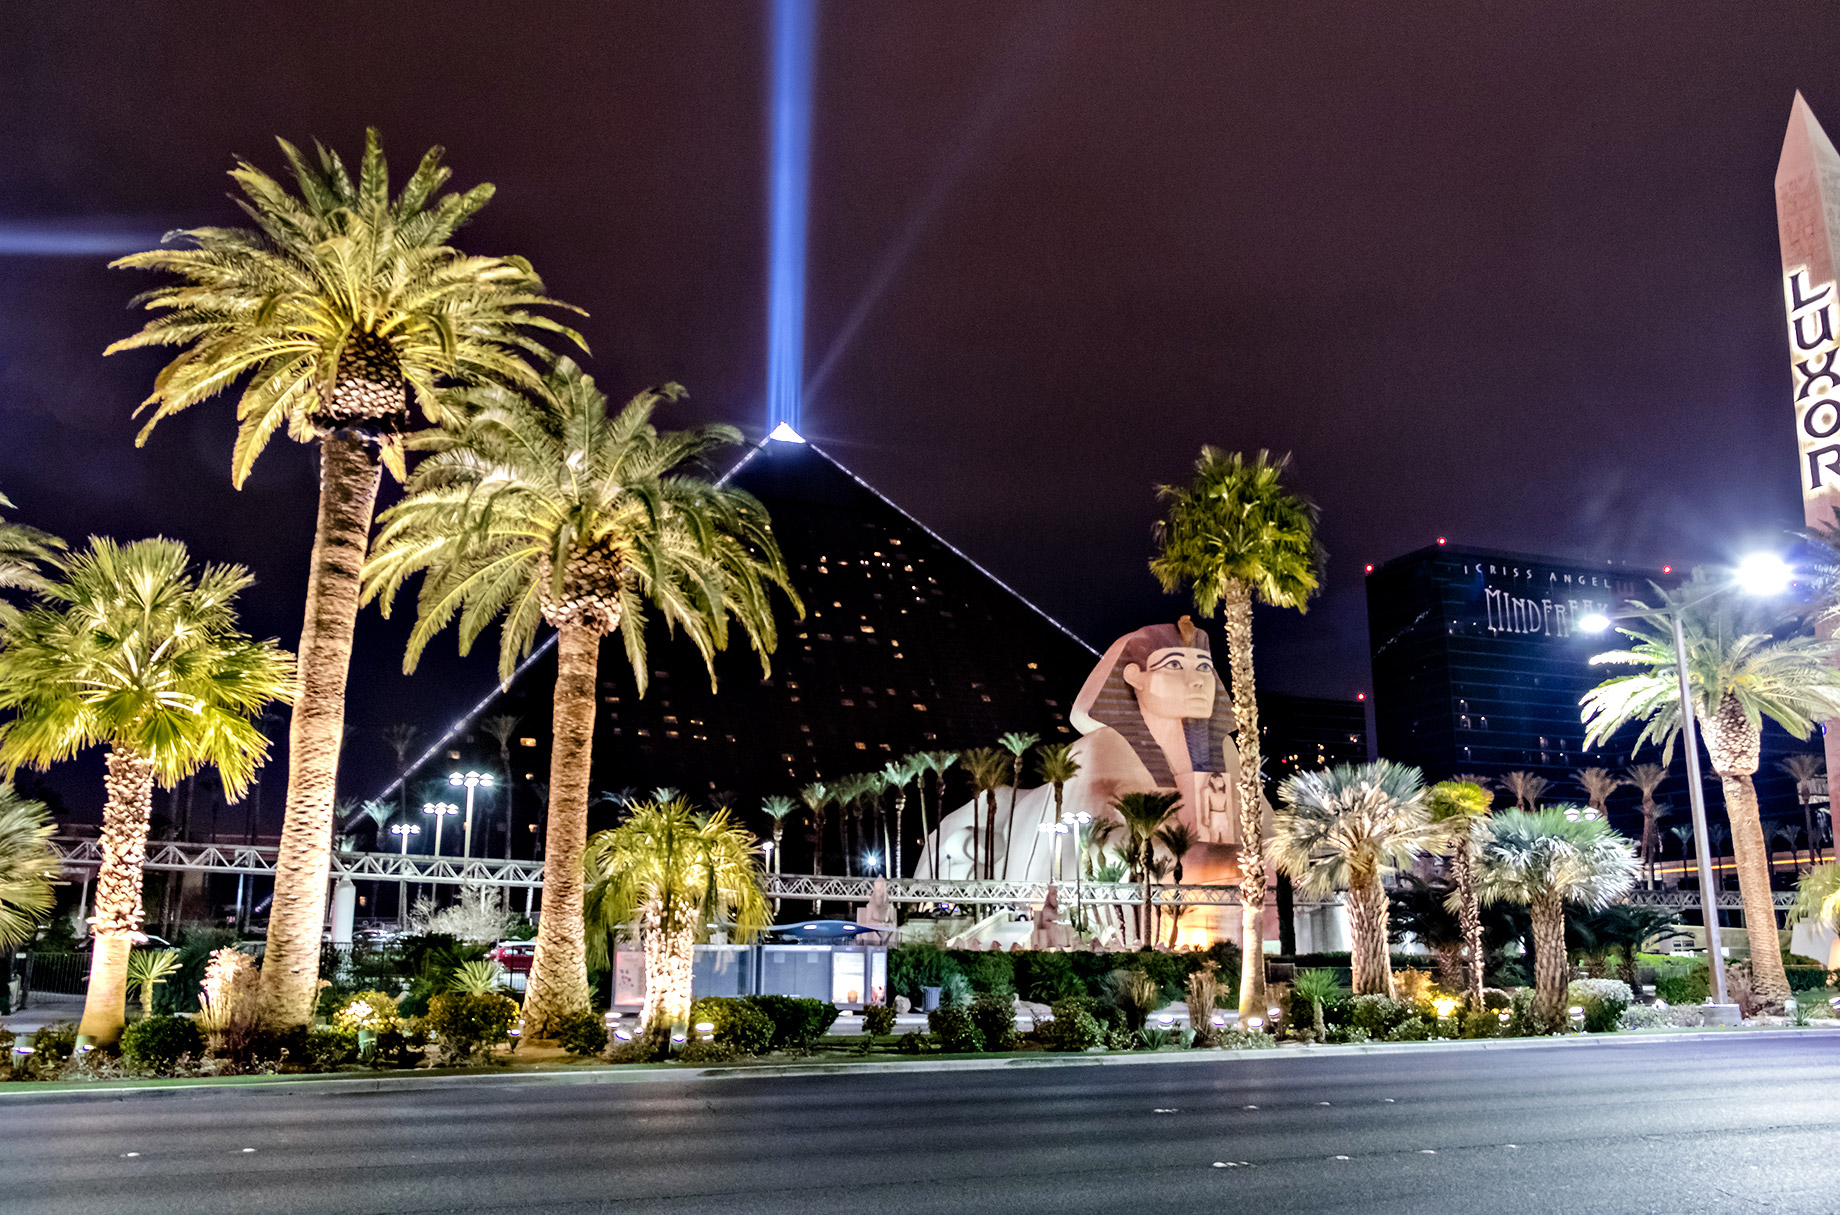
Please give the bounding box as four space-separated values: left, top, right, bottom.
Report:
423 801 458 858
448 771 494 861
390 822 421 926
763 841 778 916
1579 553 1791 1011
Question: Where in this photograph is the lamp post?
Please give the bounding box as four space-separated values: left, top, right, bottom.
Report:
422 801 458 859
448 771 494 861
763 841 778 916
389 822 421 927
1578 553 1791 1011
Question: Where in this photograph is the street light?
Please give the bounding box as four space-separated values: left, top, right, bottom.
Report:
390 822 421 927
1578 555 1792 1011
448 771 495 861
422 801 459 859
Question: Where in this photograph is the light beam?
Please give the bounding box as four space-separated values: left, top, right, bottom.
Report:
765 0 817 435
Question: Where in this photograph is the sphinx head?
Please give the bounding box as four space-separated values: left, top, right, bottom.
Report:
1071 616 1235 786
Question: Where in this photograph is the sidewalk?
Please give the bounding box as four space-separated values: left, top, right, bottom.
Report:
2 994 85 1035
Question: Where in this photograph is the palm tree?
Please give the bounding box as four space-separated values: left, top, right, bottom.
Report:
363 359 796 1035
1581 573 1840 1008
921 751 958 879
1157 821 1195 947
961 748 1009 880
1770 822 1802 875
0 489 63 611
481 714 523 859
1035 743 1082 882
1272 761 1433 997
996 731 1039 880
0 539 293 1043
829 772 872 877
1114 792 1181 946
583 797 769 1040
1573 767 1624 820
107 132 582 1029
760 794 795 915
1789 860 1840 945
1426 779 1493 1007
1781 754 1826 865
1498 771 1550 812
880 757 922 879
1625 763 1670 886
0 785 57 948
1150 447 1321 1018
798 781 831 875
1476 808 1638 1028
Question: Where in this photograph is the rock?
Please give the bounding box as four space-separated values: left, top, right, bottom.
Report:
894 995 911 1014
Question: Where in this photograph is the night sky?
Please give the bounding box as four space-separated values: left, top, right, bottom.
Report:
3 2 1837 820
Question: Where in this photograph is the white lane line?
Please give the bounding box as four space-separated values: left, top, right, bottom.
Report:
1332 1155 1350 1161
1419 1149 1437 1154
120 1153 140 1159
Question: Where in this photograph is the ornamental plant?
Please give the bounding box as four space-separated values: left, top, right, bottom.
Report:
332 990 400 1035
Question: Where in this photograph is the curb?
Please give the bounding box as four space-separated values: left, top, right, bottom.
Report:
2 1024 1827 1103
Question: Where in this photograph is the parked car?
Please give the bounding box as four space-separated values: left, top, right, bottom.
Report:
487 940 536 975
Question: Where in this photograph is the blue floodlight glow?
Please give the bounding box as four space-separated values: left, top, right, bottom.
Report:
765 0 817 436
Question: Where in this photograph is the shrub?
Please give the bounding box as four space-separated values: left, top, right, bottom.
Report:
968 992 1017 1049
890 942 954 1003
677 1038 740 1065
1215 1029 1279 1050
299 1026 357 1072
940 971 975 1007
425 992 519 1064
744 995 839 1049
1653 962 1710 1006
1384 1015 1433 1041
1022 951 1083 1003
1186 964 1220 1044
120 1016 204 1074
1481 987 1513 1011
1113 969 1161 1032
555 1010 610 1058
1104 1024 1137 1051
1456 1008 1501 1039
692 997 774 1056
862 1004 897 1037
927 1004 985 1052
331 990 400 1035
896 1031 935 1054
1039 1000 1103 1051
370 1026 429 1069
1569 979 1632 1033
1348 994 1414 1037
1137 1026 1176 1049
946 950 1016 995
1324 1025 1370 1045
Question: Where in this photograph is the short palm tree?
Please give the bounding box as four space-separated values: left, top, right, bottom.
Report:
107 131 582 1028
1157 821 1195 946
1150 447 1321 1018
921 751 958 879
1272 761 1434 997
961 747 1009 880
1624 763 1671 885
880 757 922 880
1573 767 1624 820
1475 808 1637 1029
126 948 182 1018
583 797 769 1039
1582 573 1840 1008
1291 967 1344 1037
1114 791 1180 946
0 785 57 948
0 539 293 1043
1781 754 1826 865
1035 743 1082 882
1498 771 1550 812
996 731 1038 880
365 360 796 1035
1789 860 1840 943
1427 779 1493 1007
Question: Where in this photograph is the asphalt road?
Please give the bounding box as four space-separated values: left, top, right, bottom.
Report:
4 1034 1838 1215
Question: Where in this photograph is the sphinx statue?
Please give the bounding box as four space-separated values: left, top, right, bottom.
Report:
916 617 1271 944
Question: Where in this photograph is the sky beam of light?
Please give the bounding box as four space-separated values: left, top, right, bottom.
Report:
803 4 1073 412
765 0 817 435
0 220 172 255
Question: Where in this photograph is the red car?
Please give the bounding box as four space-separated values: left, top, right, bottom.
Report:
487 940 536 976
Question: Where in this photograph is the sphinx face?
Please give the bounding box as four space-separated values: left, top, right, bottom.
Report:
1122 645 1217 721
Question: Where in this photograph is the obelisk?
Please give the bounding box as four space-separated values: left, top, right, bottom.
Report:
1776 91 1840 795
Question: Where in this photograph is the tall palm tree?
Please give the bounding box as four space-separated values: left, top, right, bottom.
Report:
921 751 958 879
1150 447 1321 1017
107 131 581 1029
1157 821 1195 947
1582 573 1840 1009
1273 761 1432 997
482 714 522 859
0 489 63 610
1625 763 1670 886
583 797 769 1040
996 731 1038 880
0 785 57 948
1780 753 1826 865
1427 779 1493 1007
961 748 1009 880
798 781 831 877
760 794 795 915
828 772 871 877
1476 808 1638 1029
1498 771 1550 812
363 359 796 1035
1114 792 1181 946
0 539 293 1043
1035 743 1082 882
880 757 922 879
382 722 420 840
1573 767 1624 821
1770 822 1802 875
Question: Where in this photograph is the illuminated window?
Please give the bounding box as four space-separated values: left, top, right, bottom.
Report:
519 738 537 747
855 742 868 750
913 704 927 711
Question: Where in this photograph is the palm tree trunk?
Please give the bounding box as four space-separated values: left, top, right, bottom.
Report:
1451 841 1484 1007
1803 794 1822 866
1345 869 1393 997
78 748 157 1044
983 790 998 880
1640 798 1657 888
259 432 381 1029
640 905 696 1036
1717 773 1792 1007
522 622 600 1036
1002 760 1021 880
893 788 906 879
1530 891 1568 1031
1220 581 1268 1019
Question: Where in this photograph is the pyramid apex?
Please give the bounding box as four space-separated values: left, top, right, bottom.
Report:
1779 91 1840 184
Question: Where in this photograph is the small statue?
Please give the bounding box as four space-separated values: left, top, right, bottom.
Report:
856 876 896 944
1029 884 1074 950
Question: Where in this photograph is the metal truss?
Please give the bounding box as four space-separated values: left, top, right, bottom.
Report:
1624 887 1797 912
761 873 1254 907
49 837 545 889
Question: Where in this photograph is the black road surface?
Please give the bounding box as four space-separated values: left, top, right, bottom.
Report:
4 1034 1838 1215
